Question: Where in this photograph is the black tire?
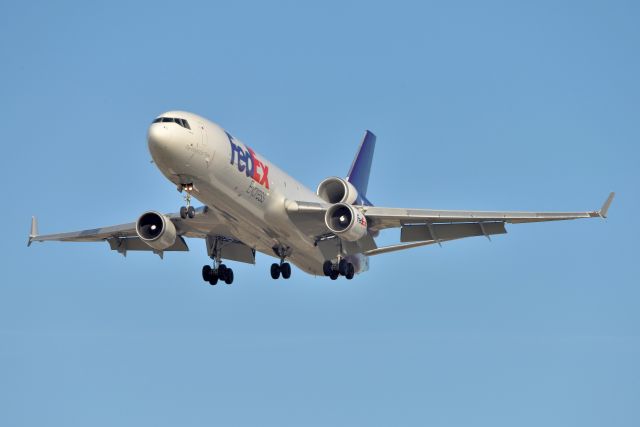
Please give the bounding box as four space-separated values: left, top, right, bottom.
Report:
224 269 234 285
281 262 291 279
208 272 218 286
338 259 349 276
180 206 188 219
218 264 227 275
346 263 355 280
187 206 196 218
322 260 333 276
202 265 212 281
270 263 280 279
330 270 339 280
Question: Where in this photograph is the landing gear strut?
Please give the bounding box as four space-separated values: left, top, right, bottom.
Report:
270 246 292 280
323 258 355 280
179 184 196 219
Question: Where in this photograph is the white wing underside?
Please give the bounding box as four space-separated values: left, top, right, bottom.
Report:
27 206 253 262
286 192 615 254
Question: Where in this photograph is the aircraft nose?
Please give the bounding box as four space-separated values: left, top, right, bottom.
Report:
147 122 175 160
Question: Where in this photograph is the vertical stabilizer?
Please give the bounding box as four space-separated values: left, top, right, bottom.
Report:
346 130 376 199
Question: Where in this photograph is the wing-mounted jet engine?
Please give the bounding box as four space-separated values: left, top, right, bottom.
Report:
324 203 368 242
135 211 177 250
316 177 360 205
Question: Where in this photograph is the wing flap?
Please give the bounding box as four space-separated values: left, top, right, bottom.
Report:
107 236 189 253
401 221 506 242
363 193 613 231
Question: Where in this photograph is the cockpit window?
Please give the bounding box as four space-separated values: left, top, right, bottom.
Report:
152 117 191 130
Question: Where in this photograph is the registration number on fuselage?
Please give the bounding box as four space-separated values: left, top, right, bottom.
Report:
246 181 266 203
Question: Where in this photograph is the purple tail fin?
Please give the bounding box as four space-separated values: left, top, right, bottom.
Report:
347 130 376 205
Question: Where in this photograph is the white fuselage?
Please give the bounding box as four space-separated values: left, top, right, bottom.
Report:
147 111 353 275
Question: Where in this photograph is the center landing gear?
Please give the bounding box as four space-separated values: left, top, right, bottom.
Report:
179 183 196 219
323 258 355 280
270 246 292 280
270 261 291 280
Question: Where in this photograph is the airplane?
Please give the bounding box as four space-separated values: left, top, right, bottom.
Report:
28 111 615 285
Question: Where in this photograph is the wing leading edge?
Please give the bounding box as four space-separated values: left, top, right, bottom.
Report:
362 192 615 232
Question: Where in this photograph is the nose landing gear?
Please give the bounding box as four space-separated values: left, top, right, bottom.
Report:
179 183 196 219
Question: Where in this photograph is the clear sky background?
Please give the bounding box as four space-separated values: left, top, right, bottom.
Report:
1 1 639 426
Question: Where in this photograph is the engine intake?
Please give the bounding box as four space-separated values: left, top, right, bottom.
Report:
325 203 368 241
136 211 177 250
317 177 359 205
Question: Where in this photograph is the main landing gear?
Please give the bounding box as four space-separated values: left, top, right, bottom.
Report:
179 183 196 219
202 236 234 285
323 258 355 280
202 263 234 285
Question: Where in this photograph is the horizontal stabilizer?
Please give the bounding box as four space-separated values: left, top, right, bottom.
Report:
365 240 441 256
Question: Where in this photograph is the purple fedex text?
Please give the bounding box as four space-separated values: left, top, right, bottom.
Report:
228 134 270 189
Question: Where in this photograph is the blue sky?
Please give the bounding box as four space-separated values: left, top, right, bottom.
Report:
1 1 639 426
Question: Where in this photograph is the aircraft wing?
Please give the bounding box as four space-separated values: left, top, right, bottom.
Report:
28 206 255 263
363 192 615 232
287 192 614 254
28 219 138 243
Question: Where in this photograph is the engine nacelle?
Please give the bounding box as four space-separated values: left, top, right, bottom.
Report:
317 177 359 205
135 211 177 251
325 203 368 241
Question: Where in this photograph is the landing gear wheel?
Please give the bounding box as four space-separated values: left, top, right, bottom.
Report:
202 265 212 281
208 272 219 286
270 263 281 279
224 268 234 285
338 259 349 276
345 263 355 280
180 206 188 219
322 260 333 277
329 270 339 280
187 206 196 218
281 262 291 279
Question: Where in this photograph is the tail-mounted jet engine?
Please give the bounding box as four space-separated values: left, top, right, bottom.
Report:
325 203 368 241
135 211 177 251
317 177 359 205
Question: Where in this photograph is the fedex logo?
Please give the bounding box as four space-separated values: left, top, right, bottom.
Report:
356 213 367 227
227 132 270 190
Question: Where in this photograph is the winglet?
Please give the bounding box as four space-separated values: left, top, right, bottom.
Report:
28 216 39 247
599 192 615 218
